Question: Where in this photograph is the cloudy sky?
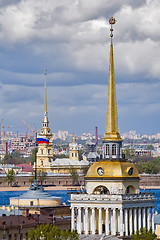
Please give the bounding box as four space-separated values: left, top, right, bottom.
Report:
0 0 160 136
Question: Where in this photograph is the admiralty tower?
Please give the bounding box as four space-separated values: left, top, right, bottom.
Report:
70 17 155 238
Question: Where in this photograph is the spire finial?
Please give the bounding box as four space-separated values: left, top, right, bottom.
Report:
109 17 116 42
44 69 47 114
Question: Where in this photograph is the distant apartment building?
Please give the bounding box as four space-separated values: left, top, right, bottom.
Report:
9 137 35 156
122 130 141 140
135 149 152 156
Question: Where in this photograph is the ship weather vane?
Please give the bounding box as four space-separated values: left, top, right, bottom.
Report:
109 17 116 38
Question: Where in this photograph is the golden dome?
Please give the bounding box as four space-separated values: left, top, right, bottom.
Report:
85 160 139 179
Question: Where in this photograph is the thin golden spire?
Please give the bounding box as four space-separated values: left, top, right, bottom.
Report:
44 69 47 114
103 17 122 142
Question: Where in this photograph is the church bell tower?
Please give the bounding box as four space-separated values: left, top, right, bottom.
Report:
36 70 53 170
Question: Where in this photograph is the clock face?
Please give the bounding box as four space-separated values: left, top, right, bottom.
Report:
97 167 104 176
128 167 133 176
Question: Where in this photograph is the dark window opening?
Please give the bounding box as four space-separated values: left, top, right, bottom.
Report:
112 144 116 155
106 144 109 155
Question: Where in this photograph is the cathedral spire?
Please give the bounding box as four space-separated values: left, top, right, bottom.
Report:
42 69 49 130
44 69 47 115
103 17 122 142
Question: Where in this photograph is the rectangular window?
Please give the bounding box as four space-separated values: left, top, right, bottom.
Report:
30 201 33 206
26 233 28 240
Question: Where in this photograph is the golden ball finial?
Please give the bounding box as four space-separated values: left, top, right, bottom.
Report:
109 17 116 38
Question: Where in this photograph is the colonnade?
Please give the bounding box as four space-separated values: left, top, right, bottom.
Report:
71 206 154 236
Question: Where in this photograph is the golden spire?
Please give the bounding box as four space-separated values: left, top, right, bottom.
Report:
41 69 50 131
103 17 122 142
44 69 47 114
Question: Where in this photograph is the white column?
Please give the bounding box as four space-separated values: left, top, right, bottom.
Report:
125 209 128 236
105 208 109 235
129 208 133 235
112 208 116 235
85 207 88 234
77 207 82 234
134 208 137 233
147 207 150 230
151 207 154 232
142 208 146 229
71 207 75 230
91 207 95 234
138 208 141 231
119 208 123 236
98 207 102 235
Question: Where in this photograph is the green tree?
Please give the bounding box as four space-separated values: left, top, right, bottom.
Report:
131 228 156 240
142 162 158 174
123 146 135 159
53 154 69 159
28 224 78 240
2 150 25 165
79 149 84 160
4 169 16 186
69 167 79 186
2 153 13 162
146 145 154 150
37 170 47 186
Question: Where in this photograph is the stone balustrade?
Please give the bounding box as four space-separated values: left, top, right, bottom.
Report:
70 192 155 202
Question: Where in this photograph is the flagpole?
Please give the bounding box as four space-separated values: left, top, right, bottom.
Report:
35 132 37 181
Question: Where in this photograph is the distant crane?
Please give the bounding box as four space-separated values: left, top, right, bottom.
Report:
21 119 36 141
1 119 5 150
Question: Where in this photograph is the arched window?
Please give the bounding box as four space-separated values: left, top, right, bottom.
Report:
106 144 109 155
112 144 116 155
126 185 135 194
93 186 110 195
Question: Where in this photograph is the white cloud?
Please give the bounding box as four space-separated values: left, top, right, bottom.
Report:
0 0 160 134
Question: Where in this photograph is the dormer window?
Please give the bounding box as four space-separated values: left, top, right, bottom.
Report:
112 144 116 155
106 144 109 155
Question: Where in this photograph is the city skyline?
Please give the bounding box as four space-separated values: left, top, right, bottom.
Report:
0 1 160 135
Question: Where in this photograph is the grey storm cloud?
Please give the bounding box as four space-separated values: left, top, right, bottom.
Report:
0 0 160 135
